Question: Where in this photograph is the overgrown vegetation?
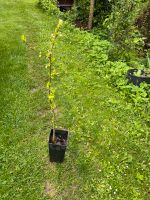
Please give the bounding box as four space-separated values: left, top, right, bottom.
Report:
105 0 149 61
75 0 113 26
39 0 150 122
80 32 150 123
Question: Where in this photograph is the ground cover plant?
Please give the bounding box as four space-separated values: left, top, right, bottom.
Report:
0 0 150 200
82 33 150 123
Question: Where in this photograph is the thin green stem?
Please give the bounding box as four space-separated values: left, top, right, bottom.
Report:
47 19 63 144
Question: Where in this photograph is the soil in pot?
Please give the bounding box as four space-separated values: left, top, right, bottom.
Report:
142 70 150 77
49 129 68 163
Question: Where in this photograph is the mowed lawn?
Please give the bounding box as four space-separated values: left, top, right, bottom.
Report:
0 0 149 200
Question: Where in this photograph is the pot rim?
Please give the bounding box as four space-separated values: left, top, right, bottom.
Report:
128 69 150 79
49 128 68 146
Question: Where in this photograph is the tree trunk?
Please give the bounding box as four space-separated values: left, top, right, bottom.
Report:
88 0 95 30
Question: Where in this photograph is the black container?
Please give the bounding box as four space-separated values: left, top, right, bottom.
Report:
49 129 68 163
57 0 74 11
127 69 150 86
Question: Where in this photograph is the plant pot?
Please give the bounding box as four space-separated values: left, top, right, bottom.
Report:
127 69 150 86
49 129 68 163
57 0 73 11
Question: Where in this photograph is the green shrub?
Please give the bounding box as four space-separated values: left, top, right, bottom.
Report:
38 0 59 15
105 0 148 62
136 2 150 49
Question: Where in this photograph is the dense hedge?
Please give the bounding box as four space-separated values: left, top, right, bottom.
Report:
136 3 150 48
101 0 150 63
75 0 113 26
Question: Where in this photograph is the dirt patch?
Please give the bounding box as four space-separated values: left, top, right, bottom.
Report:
36 106 60 119
30 85 44 94
30 87 39 94
44 181 57 198
36 108 49 118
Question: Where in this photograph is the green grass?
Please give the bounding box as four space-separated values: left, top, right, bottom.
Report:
0 0 149 200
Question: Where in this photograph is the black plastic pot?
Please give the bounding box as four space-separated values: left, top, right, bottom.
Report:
127 69 150 86
49 129 68 163
57 0 73 11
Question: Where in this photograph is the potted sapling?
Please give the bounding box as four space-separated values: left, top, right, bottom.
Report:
46 19 68 163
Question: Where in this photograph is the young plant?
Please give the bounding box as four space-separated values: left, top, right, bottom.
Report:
46 19 63 144
134 69 142 77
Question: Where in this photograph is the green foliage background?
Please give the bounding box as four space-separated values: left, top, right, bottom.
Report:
105 0 150 61
75 0 113 25
39 0 150 122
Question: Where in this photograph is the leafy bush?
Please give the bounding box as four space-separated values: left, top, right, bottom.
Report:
136 2 150 49
104 0 148 62
38 0 59 15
